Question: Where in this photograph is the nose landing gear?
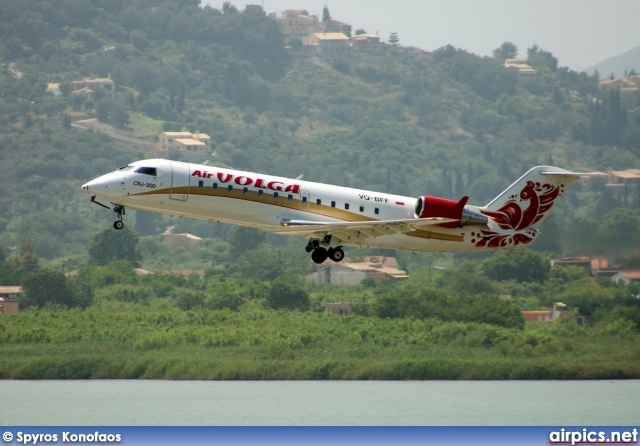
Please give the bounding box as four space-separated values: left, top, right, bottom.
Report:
113 205 125 230
89 196 126 230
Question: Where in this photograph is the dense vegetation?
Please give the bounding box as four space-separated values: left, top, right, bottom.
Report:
1 0 640 379
3 246 640 379
2 305 640 380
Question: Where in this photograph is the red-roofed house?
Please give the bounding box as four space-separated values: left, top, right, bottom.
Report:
611 271 640 285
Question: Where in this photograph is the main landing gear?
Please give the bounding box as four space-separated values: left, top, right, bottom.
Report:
305 236 344 264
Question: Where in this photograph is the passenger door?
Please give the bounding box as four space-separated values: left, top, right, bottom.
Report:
169 161 190 201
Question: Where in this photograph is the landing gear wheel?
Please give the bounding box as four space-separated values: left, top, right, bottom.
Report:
112 204 125 230
311 247 328 264
328 247 344 262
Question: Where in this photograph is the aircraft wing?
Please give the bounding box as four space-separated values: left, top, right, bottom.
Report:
279 217 457 242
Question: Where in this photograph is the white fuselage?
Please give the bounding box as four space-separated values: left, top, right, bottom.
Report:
82 159 529 252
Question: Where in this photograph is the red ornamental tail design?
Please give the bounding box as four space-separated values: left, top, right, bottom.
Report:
516 181 539 230
529 183 561 227
476 180 564 249
483 202 522 231
473 229 537 248
482 181 562 231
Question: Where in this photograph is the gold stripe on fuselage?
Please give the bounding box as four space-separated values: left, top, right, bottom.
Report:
133 187 463 242
134 186 376 222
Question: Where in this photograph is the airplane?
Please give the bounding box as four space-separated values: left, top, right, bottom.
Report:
82 159 588 264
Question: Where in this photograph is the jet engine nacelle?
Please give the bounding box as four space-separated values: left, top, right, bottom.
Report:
414 196 468 228
414 195 488 228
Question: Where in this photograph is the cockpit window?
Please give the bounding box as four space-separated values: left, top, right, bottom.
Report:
134 167 157 176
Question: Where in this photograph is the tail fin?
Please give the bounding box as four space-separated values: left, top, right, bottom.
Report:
474 166 588 249
482 166 583 231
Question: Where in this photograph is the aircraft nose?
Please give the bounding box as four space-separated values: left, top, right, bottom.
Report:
81 178 102 194
81 175 118 195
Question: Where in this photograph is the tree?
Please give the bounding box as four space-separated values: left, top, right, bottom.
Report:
134 211 164 236
593 188 619 219
266 275 310 311
22 267 90 308
88 227 142 266
372 287 524 328
531 214 563 254
322 6 331 22
388 32 399 47
76 260 138 290
439 266 496 295
110 102 130 128
492 42 517 60
206 291 244 311
565 216 601 255
222 2 237 13
23 113 34 129
557 278 612 317
372 288 446 320
227 226 265 256
482 249 550 283
7 238 40 282
459 293 525 329
598 208 640 260
62 113 71 130
176 83 186 115
331 58 350 74
95 98 111 123
176 290 206 310
242 107 258 127
587 89 628 148
286 36 303 51
287 120 300 136
527 45 558 72
0 246 19 285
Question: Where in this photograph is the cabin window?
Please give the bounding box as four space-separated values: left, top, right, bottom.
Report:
198 180 203 187
274 192 279 199
134 166 157 176
258 190 264 197
212 183 218 190
331 201 336 208
302 196 308 203
316 198 321 205
288 194 293 201
375 207 380 215
344 203 350 210
227 185 233 192
360 206 364 212
243 187 248 194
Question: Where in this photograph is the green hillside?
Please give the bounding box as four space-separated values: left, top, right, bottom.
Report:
1 0 639 259
1 0 640 269
1 1 640 379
